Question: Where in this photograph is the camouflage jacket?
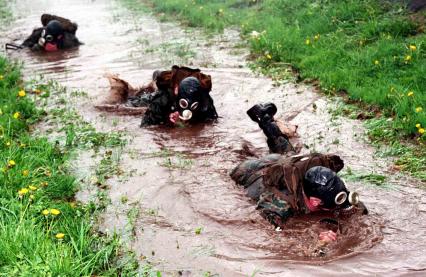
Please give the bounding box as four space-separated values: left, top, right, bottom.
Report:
230 153 344 226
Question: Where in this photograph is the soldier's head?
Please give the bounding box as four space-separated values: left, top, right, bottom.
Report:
38 20 65 51
303 166 359 211
176 77 202 121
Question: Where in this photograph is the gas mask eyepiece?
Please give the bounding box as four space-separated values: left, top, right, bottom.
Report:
45 35 54 42
348 191 359 205
334 191 347 205
179 99 189 109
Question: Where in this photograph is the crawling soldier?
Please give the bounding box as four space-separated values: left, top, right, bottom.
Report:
231 153 367 243
235 103 365 243
96 65 218 126
17 14 82 51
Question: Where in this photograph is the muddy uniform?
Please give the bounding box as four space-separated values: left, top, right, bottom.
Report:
132 65 218 126
22 14 81 51
230 153 344 226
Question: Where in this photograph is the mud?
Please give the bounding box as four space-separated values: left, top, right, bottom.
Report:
2 0 426 276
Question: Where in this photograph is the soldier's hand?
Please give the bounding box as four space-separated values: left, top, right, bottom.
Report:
319 230 337 243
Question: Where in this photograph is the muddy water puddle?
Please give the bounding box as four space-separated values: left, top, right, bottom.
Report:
2 0 426 276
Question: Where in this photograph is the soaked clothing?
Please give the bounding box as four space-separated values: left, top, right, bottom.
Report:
230 153 344 226
22 14 81 51
136 65 218 126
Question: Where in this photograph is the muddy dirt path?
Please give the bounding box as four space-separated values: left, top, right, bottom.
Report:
2 0 426 276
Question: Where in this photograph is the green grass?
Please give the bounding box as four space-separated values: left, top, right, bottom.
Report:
136 0 426 141
0 57 138 275
0 0 11 25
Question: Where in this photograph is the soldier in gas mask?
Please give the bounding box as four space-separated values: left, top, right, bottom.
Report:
13 14 82 51
96 65 218 126
230 153 367 243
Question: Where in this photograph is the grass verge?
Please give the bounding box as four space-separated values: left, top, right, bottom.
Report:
0 57 138 275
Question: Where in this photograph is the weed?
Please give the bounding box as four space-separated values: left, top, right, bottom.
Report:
121 195 129 204
341 170 388 186
159 154 193 170
195 227 202 235
126 206 140 237
143 41 196 64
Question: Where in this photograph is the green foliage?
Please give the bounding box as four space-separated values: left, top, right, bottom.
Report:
366 117 426 181
0 0 12 25
0 56 137 275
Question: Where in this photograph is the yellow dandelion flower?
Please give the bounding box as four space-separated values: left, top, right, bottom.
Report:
374 60 379 65
415 107 423 113
0 75 3 80
266 54 272 59
18 90 26 97
28 185 37 191
50 209 61 216
13 112 20 119
18 188 29 196
407 91 414 97
42 209 50 215
405 55 412 61
305 39 311 45
416 123 421 128
314 34 320 40
409 45 417 51
419 128 425 134
6 141 11 146
8 160 16 167
55 233 65 239
22 170 29 177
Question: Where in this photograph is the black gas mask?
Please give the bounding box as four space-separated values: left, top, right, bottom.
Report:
176 77 202 121
38 20 64 51
303 166 359 210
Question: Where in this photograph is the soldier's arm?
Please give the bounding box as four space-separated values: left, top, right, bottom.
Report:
140 90 173 126
21 28 43 48
61 32 82 49
257 191 294 227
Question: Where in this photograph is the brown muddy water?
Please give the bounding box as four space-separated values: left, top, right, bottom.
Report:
2 0 426 276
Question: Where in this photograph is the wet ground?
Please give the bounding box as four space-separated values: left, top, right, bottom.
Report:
2 0 426 276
